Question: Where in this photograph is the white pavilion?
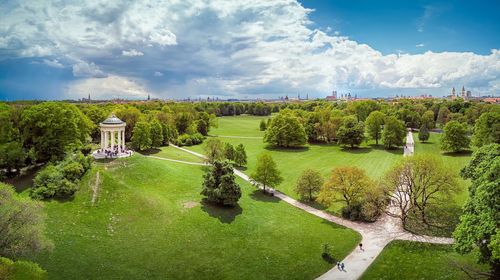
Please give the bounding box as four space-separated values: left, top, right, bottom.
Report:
92 114 132 159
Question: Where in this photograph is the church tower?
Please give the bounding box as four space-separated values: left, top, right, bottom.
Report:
451 87 456 99
461 86 466 98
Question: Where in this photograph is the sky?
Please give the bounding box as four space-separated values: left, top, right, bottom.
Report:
0 0 498 101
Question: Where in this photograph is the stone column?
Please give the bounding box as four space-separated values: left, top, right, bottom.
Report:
100 129 104 150
104 130 108 150
117 129 121 153
122 129 125 151
111 130 115 150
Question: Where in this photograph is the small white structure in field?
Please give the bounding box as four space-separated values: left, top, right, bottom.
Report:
92 115 132 159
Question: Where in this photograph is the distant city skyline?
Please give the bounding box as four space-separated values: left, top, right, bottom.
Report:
0 0 499 101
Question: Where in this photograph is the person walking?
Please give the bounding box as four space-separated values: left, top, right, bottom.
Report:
336 262 340 270
359 243 363 251
341 262 345 271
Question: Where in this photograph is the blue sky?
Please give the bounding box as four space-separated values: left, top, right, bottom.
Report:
0 0 498 101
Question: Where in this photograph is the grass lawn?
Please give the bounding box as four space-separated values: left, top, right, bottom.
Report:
29 155 360 280
139 146 205 163
210 115 268 137
361 240 489 280
408 132 473 237
187 115 403 214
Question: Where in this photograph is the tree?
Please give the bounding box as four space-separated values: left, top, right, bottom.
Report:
201 161 241 206
0 142 26 177
365 111 386 145
259 119 267 131
436 106 450 127
472 112 500 148
196 112 216 136
150 119 163 148
131 121 152 151
0 257 47 280
115 106 141 141
233 144 247 167
440 121 470 153
454 144 500 278
384 154 458 228
418 124 430 142
21 102 92 162
421 110 435 129
337 116 364 148
318 166 373 208
382 116 406 149
264 112 307 147
224 143 235 161
0 183 53 259
204 138 225 164
294 169 324 201
251 153 283 192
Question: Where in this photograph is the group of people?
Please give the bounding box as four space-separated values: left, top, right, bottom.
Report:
97 146 131 158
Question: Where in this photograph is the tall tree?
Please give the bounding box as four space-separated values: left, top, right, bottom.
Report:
294 169 324 201
418 124 430 143
440 121 470 153
150 119 164 148
201 161 241 206
264 112 307 147
454 144 500 278
131 121 152 151
259 119 267 131
365 111 386 145
337 116 365 148
115 106 141 141
204 138 225 164
436 106 450 127
251 153 283 192
382 116 406 149
0 183 53 259
318 166 374 208
233 144 247 167
224 143 235 161
472 112 500 148
421 110 435 129
21 102 92 162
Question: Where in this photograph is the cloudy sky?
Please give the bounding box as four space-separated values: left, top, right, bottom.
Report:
0 0 498 100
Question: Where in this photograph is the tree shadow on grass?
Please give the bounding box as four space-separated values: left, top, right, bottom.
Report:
200 198 243 224
369 144 404 155
137 148 161 155
340 146 372 154
95 158 117 164
264 145 310 153
442 150 473 157
249 189 280 203
406 204 463 237
300 199 328 211
234 166 248 172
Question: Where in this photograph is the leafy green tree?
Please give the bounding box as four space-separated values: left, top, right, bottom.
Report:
436 106 450 127
0 142 26 177
81 105 107 141
161 123 178 145
294 169 324 201
472 112 500 147
131 121 152 151
440 121 470 153
454 144 500 278
0 103 15 144
115 106 141 141
251 153 283 192
418 124 430 142
0 257 47 280
365 111 386 145
259 119 267 131
196 112 216 136
150 119 163 148
382 116 406 149
397 108 421 128
224 143 235 161
264 112 307 147
233 144 247 167
337 116 364 148
204 138 225 164
421 110 435 129
21 102 92 162
0 183 53 259
201 160 241 206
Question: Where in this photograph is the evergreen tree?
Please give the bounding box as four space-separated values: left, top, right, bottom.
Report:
233 144 247 167
201 161 241 206
418 124 430 142
150 119 163 148
224 143 235 161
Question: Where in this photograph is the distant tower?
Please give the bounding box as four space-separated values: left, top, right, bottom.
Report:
451 87 456 99
348 92 351 99
461 86 466 98
306 93 309 100
147 94 150 101
88 93 91 102
298 93 300 100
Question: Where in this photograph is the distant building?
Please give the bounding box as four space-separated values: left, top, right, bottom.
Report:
325 90 338 101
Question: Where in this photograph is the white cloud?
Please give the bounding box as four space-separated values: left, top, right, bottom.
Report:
416 43 425 48
154 71 163 77
66 75 149 99
122 49 144 57
0 0 498 98
43 59 64 68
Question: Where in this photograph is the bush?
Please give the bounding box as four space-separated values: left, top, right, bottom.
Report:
176 133 204 146
0 257 47 280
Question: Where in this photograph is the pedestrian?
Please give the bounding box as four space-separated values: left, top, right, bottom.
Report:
359 243 363 251
337 262 340 270
341 262 345 271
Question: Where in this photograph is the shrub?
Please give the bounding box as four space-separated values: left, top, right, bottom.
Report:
0 257 47 280
176 133 204 146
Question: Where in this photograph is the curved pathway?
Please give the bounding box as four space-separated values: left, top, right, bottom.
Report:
169 133 453 280
212 135 263 139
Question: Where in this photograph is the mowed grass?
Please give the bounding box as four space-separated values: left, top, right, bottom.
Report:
29 155 360 280
210 115 268 137
409 132 472 236
188 115 403 214
143 146 205 163
361 240 489 280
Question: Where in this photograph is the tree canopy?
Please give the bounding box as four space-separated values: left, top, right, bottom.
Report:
365 111 386 145
264 112 307 147
294 169 324 201
337 116 364 148
201 160 241 206
251 153 283 192
382 116 406 149
440 120 470 153
131 121 152 151
472 112 500 148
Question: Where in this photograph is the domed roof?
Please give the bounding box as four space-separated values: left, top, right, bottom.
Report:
101 114 125 125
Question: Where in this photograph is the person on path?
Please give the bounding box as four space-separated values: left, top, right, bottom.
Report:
359 243 363 251
341 262 345 271
337 262 340 270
